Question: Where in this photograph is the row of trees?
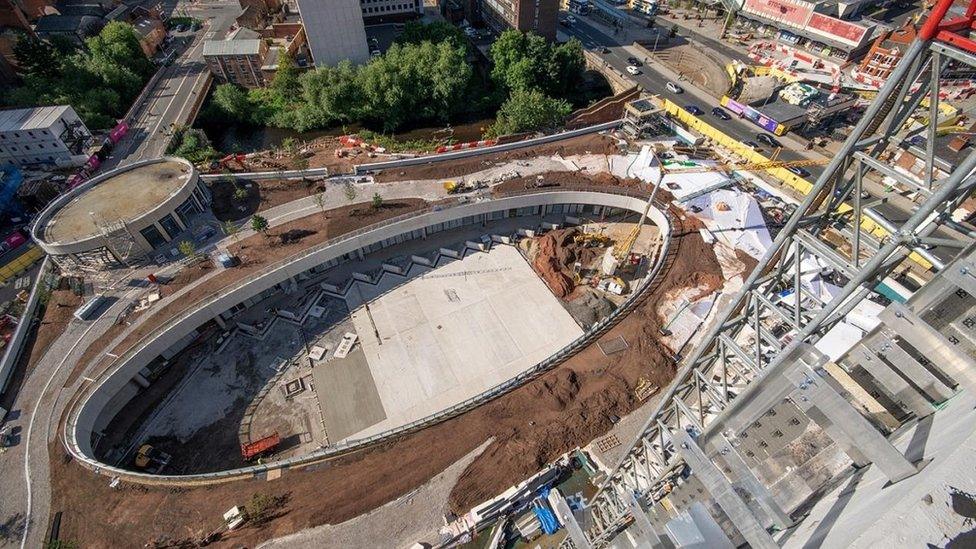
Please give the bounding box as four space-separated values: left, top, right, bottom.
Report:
208 34 475 133
8 22 155 129
205 22 586 141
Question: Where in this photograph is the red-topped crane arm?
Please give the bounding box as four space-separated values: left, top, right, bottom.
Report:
920 0 976 53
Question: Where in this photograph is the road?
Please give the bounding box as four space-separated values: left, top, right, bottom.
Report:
564 14 964 265
103 0 239 169
0 2 240 547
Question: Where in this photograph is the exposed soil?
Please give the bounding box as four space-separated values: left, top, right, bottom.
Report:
374 133 623 183
209 178 327 222
530 228 608 299
27 289 82 369
50 208 725 548
566 88 640 130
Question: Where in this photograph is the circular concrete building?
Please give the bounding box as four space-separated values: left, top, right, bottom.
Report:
32 157 211 269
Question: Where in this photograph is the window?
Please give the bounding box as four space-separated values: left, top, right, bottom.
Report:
140 225 168 248
158 214 182 240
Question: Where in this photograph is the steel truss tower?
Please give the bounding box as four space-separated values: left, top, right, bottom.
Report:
561 0 976 546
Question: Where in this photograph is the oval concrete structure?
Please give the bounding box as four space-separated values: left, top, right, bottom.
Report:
31 157 207 267
66 189 672 483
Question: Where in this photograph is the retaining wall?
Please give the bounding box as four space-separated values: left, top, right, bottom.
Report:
65 189 671 484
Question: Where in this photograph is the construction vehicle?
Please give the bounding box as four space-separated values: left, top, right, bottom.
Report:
241 432 280 461
574 232 612 247
134 444 172 473
443 180 487 194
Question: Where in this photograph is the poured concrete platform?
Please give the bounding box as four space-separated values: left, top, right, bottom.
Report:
312 347 386 442
337 244 584 441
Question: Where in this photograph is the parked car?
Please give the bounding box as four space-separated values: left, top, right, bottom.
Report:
685 105 704 115
593 45 610 53
566 15 578 24
626 65 641 75
786 166 811 177
757 133 782 148
666 81 683 94
745 141 763 151
627 56 643 66
711 107 731 120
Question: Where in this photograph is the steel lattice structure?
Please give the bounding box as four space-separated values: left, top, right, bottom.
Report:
561 0 976 546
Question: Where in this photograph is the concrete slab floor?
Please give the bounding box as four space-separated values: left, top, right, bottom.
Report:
333 244 585 441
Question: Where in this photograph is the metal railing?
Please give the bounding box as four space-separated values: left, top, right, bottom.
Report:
63 185 674 485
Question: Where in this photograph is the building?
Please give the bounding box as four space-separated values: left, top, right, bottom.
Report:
852 22 916 88
132 13 166 57
481 0 559 41
735 0 876 61
296 0 369 66
203 30 270 88
33 13 104 44
31 157 210 269
0 106 92 168
360 0 423 24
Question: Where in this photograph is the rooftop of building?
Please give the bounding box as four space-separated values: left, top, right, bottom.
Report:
0 106 73 132
40 158 194 244
203 37 264 56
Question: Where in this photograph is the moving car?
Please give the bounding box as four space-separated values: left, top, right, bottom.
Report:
626 65 641 75
786 166 811 177
757 133 782 148
685 105 704 115
745 141 763 151
711 107 731 120
566 15 578 24
627 57 643 66
593 45 610 53
666 81 683 94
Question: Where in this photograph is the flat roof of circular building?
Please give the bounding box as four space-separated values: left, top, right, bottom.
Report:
41 159 195 244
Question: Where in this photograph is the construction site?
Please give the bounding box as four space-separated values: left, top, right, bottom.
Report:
8 1 976 546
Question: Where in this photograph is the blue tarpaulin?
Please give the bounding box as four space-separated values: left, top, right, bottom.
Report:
0 166 25 220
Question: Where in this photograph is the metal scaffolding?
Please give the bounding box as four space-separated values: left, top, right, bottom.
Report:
566 0 976 546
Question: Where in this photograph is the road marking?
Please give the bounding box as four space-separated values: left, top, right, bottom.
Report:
20 320 103 549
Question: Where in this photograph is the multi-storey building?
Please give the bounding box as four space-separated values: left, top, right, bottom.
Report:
852 22 916 87
482 0 559 41
360 0 423 24
203 32 270 88
0 106 92 168
296 0 369 66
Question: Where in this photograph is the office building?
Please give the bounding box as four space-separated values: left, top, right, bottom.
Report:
0 106 92 168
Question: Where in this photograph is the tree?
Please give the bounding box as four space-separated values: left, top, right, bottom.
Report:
211 83 253 124
233 186 249 202
489 31 583 98
487 88 572 137
371 192 383 209
397 20 468 48
250 214 269 235
221 220 240 242
343 181 357 202
177 240 198 259
13 34 62 79
313 192 327 212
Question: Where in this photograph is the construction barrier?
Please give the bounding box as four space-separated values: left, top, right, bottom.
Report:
0 245 44 285
661 98 933 270
435 139 498 154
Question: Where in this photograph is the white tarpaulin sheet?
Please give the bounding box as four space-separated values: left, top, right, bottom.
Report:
611 145 731 201
686 189 773 260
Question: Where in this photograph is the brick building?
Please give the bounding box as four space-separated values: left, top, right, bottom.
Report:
203 33 270 88
481 0 559 41
852 22 916 87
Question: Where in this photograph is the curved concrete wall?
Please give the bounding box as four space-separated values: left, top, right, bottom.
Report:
67 190 671 482
31 156 201 257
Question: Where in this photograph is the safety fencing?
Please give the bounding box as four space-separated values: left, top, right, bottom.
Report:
63 186 674 486
661 98 933 270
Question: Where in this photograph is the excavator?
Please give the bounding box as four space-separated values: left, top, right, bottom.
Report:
134 444 172 474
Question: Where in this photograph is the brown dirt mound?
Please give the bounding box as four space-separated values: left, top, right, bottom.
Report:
375 133 621 183
532 228 605 299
